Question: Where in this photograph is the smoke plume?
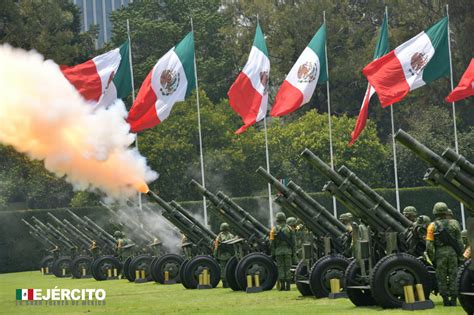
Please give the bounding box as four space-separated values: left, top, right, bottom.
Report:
0 45 157 199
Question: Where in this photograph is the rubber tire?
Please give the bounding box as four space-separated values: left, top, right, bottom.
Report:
151 254 184 284
184 255 221 289
457 259 474 315
39 255 54 274
309 254 350 298
122 256 133 282
179 259 191 289
344 260 376 306
370 253 431 309
295 260 313 296
71 255 92 279
128 254 153 282
52 256 72 278
224 256 241 291
92 255 122 281
235 253 277 291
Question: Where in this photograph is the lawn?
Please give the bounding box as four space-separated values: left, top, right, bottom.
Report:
0 271 464 314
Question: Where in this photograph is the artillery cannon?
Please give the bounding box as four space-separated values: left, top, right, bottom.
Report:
300 148 433 308
145 190 219 289
190 179 278 292
257 167 352 298
395 129 474 314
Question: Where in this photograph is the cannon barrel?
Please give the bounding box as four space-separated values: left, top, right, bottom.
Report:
395 129 474 189
82 216 117 245
146 191 214 246
22 219 58 249
169 200 216 239
31 216 75 249
256 167 345 238
45 222 77 248
190 179 257 240
443 148 474 177
47 213 88 248
215 191 270 236
64 209 109 247
301 149 406 233
62 219 94 244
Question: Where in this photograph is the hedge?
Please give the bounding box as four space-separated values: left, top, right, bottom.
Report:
0 186 468 273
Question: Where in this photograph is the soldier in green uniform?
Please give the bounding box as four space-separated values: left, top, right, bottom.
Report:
425 202 463 306
213 223 234 288
286 217 299 264
270 212 296 291
339 213 353 232
114 230 132 258
403 206 418 223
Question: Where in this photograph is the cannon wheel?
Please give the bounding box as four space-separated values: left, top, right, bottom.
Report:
457 259 474 314
184 255 221 289
151 254 184 284
235 252 277 291
52 256 72 278
370 253 431 309
71 255 92 279
129 254 153 282
309 254 350 298
344 260 376 306
295 260 313 296
91 255 122 281
39 255 54 274
179 259 191 289
122 256 133 281
224 256 241 291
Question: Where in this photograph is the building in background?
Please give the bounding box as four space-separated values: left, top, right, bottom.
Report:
72 0 133 48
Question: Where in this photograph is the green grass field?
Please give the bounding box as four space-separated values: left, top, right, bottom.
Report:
0 271 464 314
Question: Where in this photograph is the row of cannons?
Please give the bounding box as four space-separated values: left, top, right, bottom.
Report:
22 130 474 312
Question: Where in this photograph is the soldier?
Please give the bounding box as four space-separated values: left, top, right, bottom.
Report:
425 202 463 306
213 223 234 288
270 212 296 291
403 206 418 223
286 217 299 264
114 230 132 258
181 234 194 259
339 213 353 232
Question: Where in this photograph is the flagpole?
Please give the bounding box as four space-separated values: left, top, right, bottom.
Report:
383 7 401 213
446 4 466 229
256 14 274 227
190 18 208 227
323 11 337 218
127 19 142 214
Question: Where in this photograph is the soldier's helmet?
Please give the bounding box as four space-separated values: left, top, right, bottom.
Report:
339 213 353 221
114 230 123 238
447 208 453 216
220 222 230 232
403 206 418 216
416 215 431 225
286 217 297 226
462 229 468 238
432 202 449 216
276 212 286 223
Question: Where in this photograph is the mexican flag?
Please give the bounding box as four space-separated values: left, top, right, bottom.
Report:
227 23 270 134
270 23 327 117
363 17 449 107
16 289 33 300
445 58 474 102
61 41 132 107
127 32 195 133
349 12 389 146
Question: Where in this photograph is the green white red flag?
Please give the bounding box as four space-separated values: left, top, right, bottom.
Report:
227 24 270 134
349 12 389 146
61 41 131 107
363 17 449 107
270 24 327 117
127 32 196 133
445 58 474 102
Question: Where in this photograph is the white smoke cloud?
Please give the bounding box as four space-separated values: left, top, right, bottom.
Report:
0 44 157 199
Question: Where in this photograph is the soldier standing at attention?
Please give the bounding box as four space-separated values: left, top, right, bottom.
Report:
286 217 299 264
339 213 354 232
425 202 463 306
403 206 418 223
270 212 296 291
213 223 234 288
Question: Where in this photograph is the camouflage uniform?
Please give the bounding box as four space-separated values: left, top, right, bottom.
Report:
286 217 299 263
339 213 354 257
213 223 234 288
426 202 463 306
270 212 296 291
403 206 418 223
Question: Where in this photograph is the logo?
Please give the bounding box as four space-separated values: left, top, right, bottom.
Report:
160 69 180 96
260 70 269 94
409 52 428 76
297 61 318 83
16 287 106 306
